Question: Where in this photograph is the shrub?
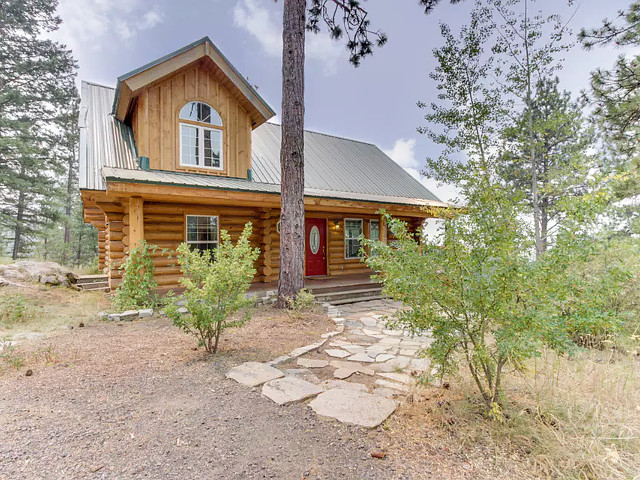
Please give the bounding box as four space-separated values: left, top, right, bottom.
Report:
0 293 37 327
165 223 260 353
364 193 629 415
113 240 159 312
0 341 25 369
286 288 315 311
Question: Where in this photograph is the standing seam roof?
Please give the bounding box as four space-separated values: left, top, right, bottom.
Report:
78 83 442 205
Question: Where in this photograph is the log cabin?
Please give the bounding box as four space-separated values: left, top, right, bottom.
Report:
78 37 447 292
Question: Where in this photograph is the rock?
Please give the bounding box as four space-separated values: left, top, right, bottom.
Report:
399 349 418 356
347 353 375 363
261 377 323 405
379 337 401 345
107 313 121 321
375 354 396 363
341 345 366 354
386 356 412 369
297 358 329 369
320 330 341 339
283 368 320 384
325 349 350 358
321 380 368 392
409 358 430 371
289 340 326 358
120 310 139 321
372 387 401 398
309 389 398 428
25 369 33 377
177 307 188 314
359 317 378 327
39 274 59 285
138 308 153 318
267 355 291 366
377 372 414 385
329 360 374 375
226 362 284 387
382 329 403 336
98 311 109 320
374 379 411 392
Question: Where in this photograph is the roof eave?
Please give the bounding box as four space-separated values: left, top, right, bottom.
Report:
111 36 275 125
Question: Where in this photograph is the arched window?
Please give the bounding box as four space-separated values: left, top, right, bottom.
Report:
179 101 223 170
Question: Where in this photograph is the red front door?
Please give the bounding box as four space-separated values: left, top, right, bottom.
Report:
305 218 327 276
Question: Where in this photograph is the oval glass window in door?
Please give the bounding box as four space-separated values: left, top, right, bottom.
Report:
309 226 320 254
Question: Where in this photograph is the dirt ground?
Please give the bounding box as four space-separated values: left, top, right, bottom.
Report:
0 302 406 480
0 286 573 480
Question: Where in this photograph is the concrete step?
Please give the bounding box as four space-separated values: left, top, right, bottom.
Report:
314 287 383 303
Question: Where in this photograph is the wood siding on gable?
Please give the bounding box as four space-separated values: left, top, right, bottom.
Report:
130 61 253 179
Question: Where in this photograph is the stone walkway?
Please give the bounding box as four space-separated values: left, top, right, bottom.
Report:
226 299 432 428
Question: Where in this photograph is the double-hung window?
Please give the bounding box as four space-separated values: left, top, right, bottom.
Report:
344 219 363 259
179 101 223 170
369 219 380 256
185 215 219 253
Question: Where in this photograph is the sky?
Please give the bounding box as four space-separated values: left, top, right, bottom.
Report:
51 0 633 203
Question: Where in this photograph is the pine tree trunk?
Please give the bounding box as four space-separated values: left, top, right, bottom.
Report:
12 188 25 260
277 0 306 308
63 154 73 264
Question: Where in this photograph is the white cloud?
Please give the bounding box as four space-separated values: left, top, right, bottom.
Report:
383 138 419 169
233 0 343 75
384 138 459 204
53 0 164 50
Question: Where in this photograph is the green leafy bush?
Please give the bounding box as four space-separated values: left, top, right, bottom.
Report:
165 223 260 353
287 288 315 311
365 196 630 415
113 240 159 312
0 293 37 327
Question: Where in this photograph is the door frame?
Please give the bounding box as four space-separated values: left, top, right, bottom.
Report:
304 216 329 277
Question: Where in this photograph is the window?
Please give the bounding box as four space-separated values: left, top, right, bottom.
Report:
369 220 380 241
344 219 363 259
369 219 380 256
185 215 219 253
179 101 223 170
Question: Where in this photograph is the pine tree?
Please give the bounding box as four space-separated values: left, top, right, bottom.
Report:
276 0 386 307
500 77 595 251
0 0 78 259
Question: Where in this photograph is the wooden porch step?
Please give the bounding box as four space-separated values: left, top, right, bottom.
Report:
327 295 387 306
308 281 382 296
77 275 109 292
314 287 383 303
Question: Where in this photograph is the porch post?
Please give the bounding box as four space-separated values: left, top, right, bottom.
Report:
128 196 144 250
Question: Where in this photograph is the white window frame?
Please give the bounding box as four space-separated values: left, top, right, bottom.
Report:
185 215 220 252
344 218 364 259
179 122 224 171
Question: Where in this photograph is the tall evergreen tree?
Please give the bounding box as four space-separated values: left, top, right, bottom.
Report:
580 2 640 231
0 0 77 259
276 0 387 306
500 77 595 251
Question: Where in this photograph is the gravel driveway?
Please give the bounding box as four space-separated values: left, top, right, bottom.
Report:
0 316 406 480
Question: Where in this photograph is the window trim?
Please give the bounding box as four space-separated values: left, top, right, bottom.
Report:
185 214 220 252
344 218 364 260
179 122 224 171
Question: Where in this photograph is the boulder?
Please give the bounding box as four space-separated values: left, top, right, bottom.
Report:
0 261 78 288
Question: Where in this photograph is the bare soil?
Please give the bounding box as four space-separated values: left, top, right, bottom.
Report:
0 307 403 480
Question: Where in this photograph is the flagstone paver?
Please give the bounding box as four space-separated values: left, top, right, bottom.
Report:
325 349 350 358
309 389 398 428
297 358 329 369
226 362 284 387
226 298 432 428
262 377 324 405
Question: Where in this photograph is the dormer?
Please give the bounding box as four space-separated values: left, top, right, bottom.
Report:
113 37 275 179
